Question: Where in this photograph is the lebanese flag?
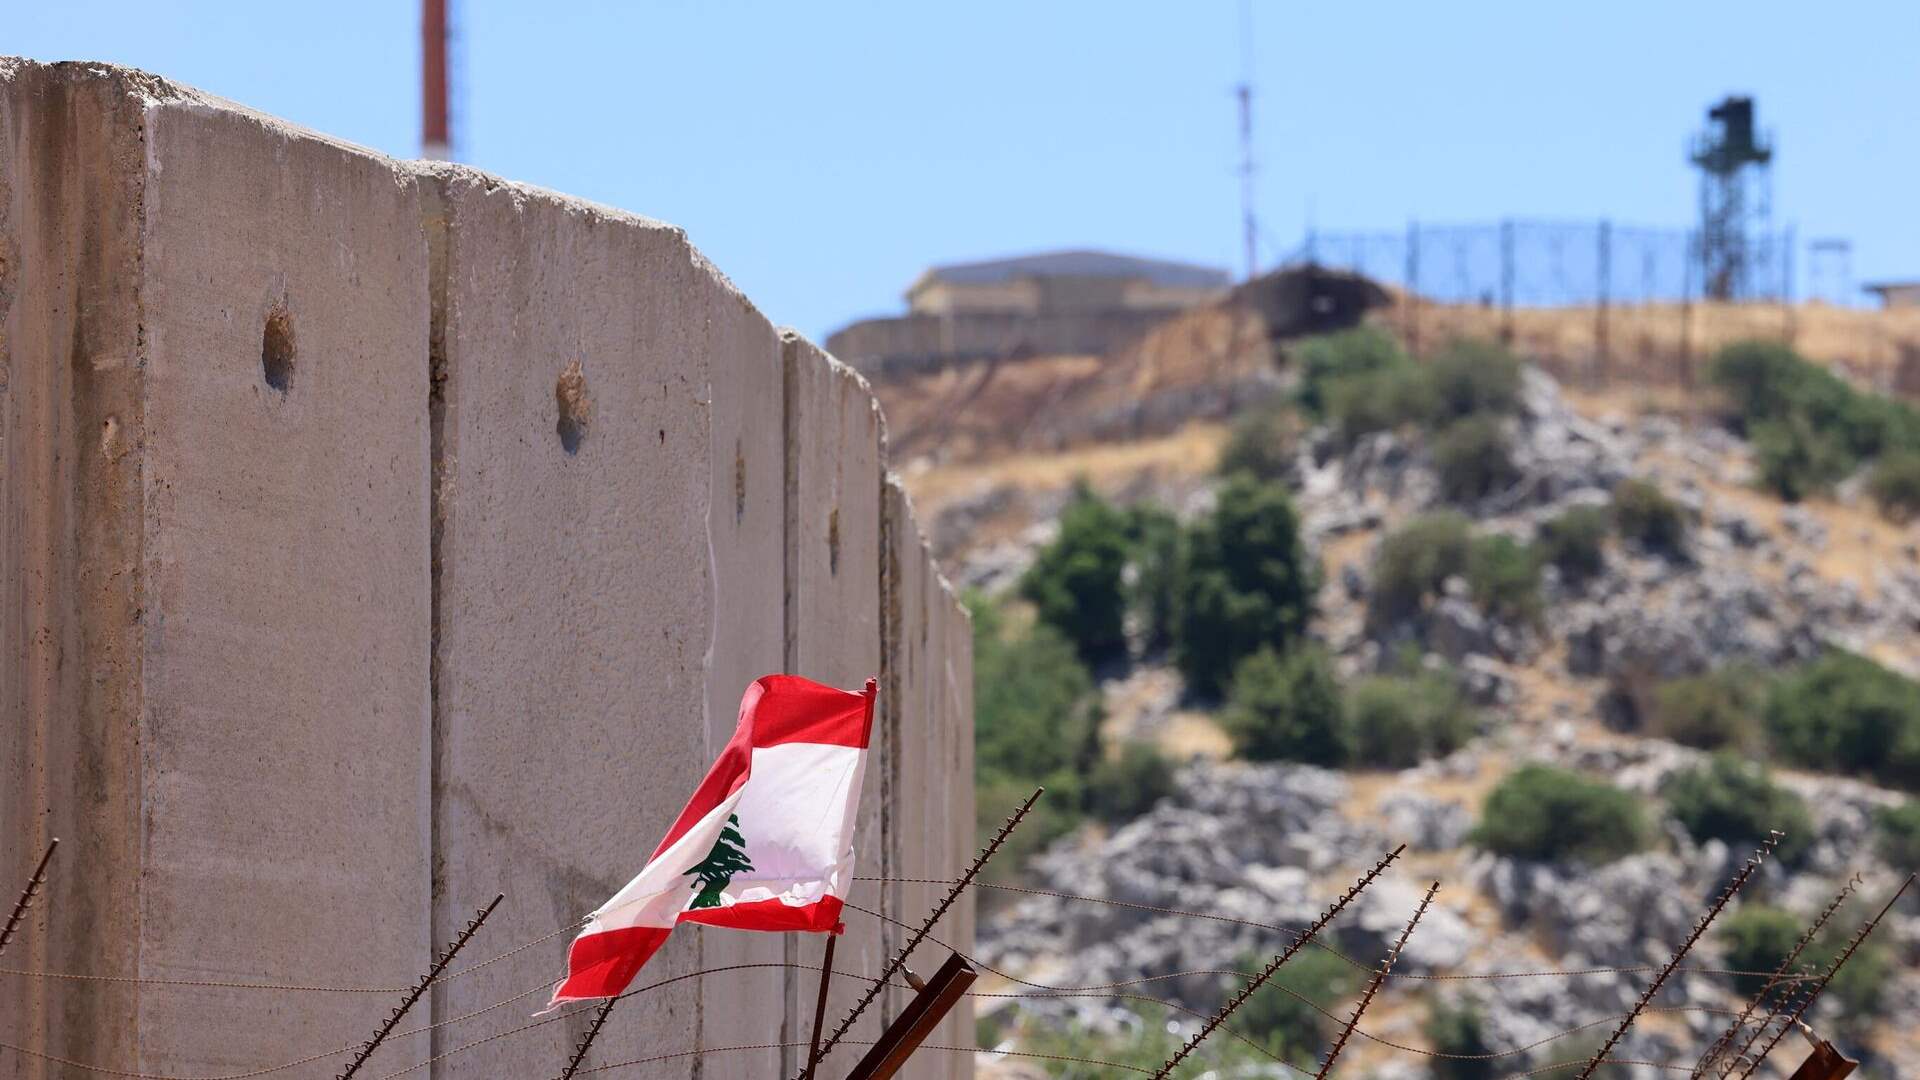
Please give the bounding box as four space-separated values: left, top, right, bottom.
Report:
548 674 876 1005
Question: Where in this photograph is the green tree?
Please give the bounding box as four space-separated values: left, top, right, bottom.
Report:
1611 478 1688 555
1423 338 1523 425
1466 533 1542 624
1433 416 1520 504
1368 512 1473 628
1472 765 1648 864
1233 947 1361 1067
1085 742 1178 823
1173 475 1316 697
1663 753 1811 862
684 814 754 908
1718 904 1891 1020
1123 504 1182 655
1766 650 1920 791
1535 504 1609 583
1020 483 1131 666
1220 647 1348 765
1719 905 1804 996
1294 326 1413 419
1876 799 1920 869
1867 450 1920 522
1346 670 1478 769
1751 416 1853 502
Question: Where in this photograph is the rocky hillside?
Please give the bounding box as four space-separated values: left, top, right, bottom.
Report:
899 328 1920 1078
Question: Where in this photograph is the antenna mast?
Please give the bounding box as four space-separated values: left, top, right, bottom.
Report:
1235 0 1257 282
422 0 451 160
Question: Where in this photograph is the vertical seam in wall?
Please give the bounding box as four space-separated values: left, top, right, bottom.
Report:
779 337 800 1078
421 169 452 1080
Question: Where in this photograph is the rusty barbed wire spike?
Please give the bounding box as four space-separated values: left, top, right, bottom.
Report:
1314 880 1437 1080
554 995 620 1080
0 839 58 961
794 787 1044 1080
335 892 502 1080
1733 872 1913 1080
1149 845 1405 1080
1571 833 1778 1080
1694 872 1859 1078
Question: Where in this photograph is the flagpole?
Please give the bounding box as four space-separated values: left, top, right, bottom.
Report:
802 930 840 1080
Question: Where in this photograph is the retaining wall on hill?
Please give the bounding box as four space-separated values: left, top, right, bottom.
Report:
0 59 973 1080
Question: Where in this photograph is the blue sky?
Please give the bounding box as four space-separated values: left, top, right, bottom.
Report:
14 1 1918 340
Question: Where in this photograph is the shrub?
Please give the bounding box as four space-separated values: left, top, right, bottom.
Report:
1718 906 1804 996
1718 905 1891 1019
1433 416 1520 504
1020 483 1131 666
969 595 1097 874
1368 512 1473 627
1173 475 1316 697
1647 668 1764 751
1472 765 1648 864
1867 450 1920 522
1295 326 1412 419
1535 504 1609 583
1663 753 1811 862
1766 650 1920 791
1425 1000 1496 1080
1217 398 1298 482
1123 504 1182 655
1424 338 1523 424
1611 478 1688 554
1877 799 1920 868
1710 341 1831 431
1466 533 1542 624
1346 671 1477 768
1233 946 1360 1066
1751 416 1854 502
1323 364 1433 445
1085 742 1178 824
1220 647 1348 766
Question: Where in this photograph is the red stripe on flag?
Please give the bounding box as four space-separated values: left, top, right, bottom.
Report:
647 676 873 862
677 894 845 933
551 925 672 1002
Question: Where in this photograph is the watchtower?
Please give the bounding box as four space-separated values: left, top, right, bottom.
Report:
1689 95 1775 301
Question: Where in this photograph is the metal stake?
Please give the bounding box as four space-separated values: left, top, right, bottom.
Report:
1315 881 1437 1079
336 893 502 1080
802 931 840 1080
555 996 620 1080
0 839 58 960
794 787 1042 1079
844 952 977 1080
1149 845 1405 1080
1694 874 1858 1079
1572 834 1778 1080
1734 873 1913 1080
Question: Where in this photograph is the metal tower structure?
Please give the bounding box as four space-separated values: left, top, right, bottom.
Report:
1689 95 1773 301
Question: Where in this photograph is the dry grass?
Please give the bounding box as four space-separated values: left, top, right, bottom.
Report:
901 421 1228 518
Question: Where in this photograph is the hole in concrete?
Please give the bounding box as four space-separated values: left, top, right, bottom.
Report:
261 306 295 393
556 360 592 455
828 506 841 576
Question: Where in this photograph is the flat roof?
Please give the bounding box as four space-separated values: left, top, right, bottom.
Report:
918 249 1230 290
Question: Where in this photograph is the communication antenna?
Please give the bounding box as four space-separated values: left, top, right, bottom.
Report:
1689 95 1774 300
1235 0 1257 281
422 0 452 160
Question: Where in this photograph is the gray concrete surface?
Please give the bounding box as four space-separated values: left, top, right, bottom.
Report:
0 58 973 1080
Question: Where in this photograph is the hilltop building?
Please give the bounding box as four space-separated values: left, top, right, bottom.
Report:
1865 281 1920 309
828 249 1230 375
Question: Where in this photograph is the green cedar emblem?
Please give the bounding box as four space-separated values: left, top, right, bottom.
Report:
684 814 754 909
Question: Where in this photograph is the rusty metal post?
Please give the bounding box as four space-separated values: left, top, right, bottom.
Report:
795 788 1042 1079
843 952 978 1080
1783 1038 1857 1080
1572 834 1778 1080
801 931 840 1080
0 839 57 960
1148 845 1404 1080
1315 881 1437 1079
336 893 502 1080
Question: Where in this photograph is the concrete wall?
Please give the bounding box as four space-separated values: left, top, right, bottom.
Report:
0 59 973 1080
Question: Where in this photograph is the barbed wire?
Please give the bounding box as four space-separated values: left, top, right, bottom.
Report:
858 876 1819 984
